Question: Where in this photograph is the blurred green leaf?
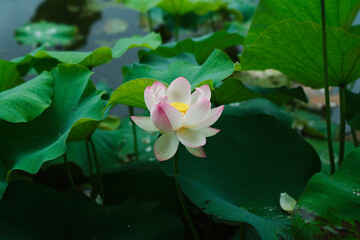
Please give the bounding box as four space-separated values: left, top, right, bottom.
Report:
0 59 24 91
346 89 360 130
140 30 244 64
292 148 360 239
14 21 77 47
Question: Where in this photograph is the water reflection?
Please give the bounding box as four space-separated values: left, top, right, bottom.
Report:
31 0 102 50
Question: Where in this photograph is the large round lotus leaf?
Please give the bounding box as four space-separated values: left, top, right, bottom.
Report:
242 19 360 88
162 114 320 239
123 49 235 89
0 181 184 240
14 21 77 47
0 64 104 198
292 148 360 239
0 71 53 123
246 0 360 45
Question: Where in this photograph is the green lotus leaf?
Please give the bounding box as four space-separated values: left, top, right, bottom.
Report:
14 21 77 47
108 78 167 109
0 64 104 198
0 71 53 123
292 148 360 239
246 0 360 45
161 114 320 239
242 19 360 88
12 32 162 72
0 59 24 91
140 30 244 64
222 98 293 126
124 49 235 89
118 0 222 15
0 181 184 240
212 77 307 106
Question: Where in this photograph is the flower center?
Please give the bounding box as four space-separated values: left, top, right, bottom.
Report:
170 102 189 114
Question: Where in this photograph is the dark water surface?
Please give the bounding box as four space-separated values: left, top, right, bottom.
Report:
0 0 150 116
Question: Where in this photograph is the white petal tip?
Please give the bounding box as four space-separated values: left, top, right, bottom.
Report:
280 192 297 213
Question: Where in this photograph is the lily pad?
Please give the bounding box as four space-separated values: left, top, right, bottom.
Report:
14 21 77 47
292 148 360 239
246 0 360 45
0 64 104 198
212 77 307 106
0 181 184 240
124 49 235 89
140 30 244 64
0 71 53 123
242 19 360 88
161 114 320 239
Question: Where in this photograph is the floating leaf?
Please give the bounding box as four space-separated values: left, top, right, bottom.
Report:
0 71 53 123
292 148 360 239
0 181 184 240
0 64 104 198
242 19 360 88
246 0 360 45
124 49 235 89
140 30 244 64
212 77 307 106
14 21 77 47
161 114 320 239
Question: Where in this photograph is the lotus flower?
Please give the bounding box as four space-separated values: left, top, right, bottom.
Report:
131 77 224 161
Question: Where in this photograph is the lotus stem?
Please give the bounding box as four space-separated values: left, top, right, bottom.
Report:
129 106 139 161
85 140 96 200
320 0 335 174
351 128 358 148
339 86 346 166
173 152 200 240
89 137 106 205
63 152 75 191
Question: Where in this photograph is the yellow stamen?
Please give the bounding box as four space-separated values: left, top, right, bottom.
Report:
170 102 189 114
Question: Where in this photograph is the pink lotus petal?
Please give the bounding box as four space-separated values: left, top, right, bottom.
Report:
144 86 154 111
154 132 179 161
195 127 220 137
183 98 211 127
176 128 206 148
151 103 183 132
186 146 207 158
167 77 191 105
190 85 211 105
193 105 224 128
130 116 158 132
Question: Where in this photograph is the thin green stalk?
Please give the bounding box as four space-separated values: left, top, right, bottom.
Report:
175 15 179 41
173 152 200 240
147 11 153 30
63 153 75 191
339 86 346 166
351 127 359 148
320 0 335 174
89 137 106 205
129 106 138 161
85 140 96 200
210 12 216 31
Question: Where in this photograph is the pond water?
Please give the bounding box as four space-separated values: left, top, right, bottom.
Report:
0 0 150 115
